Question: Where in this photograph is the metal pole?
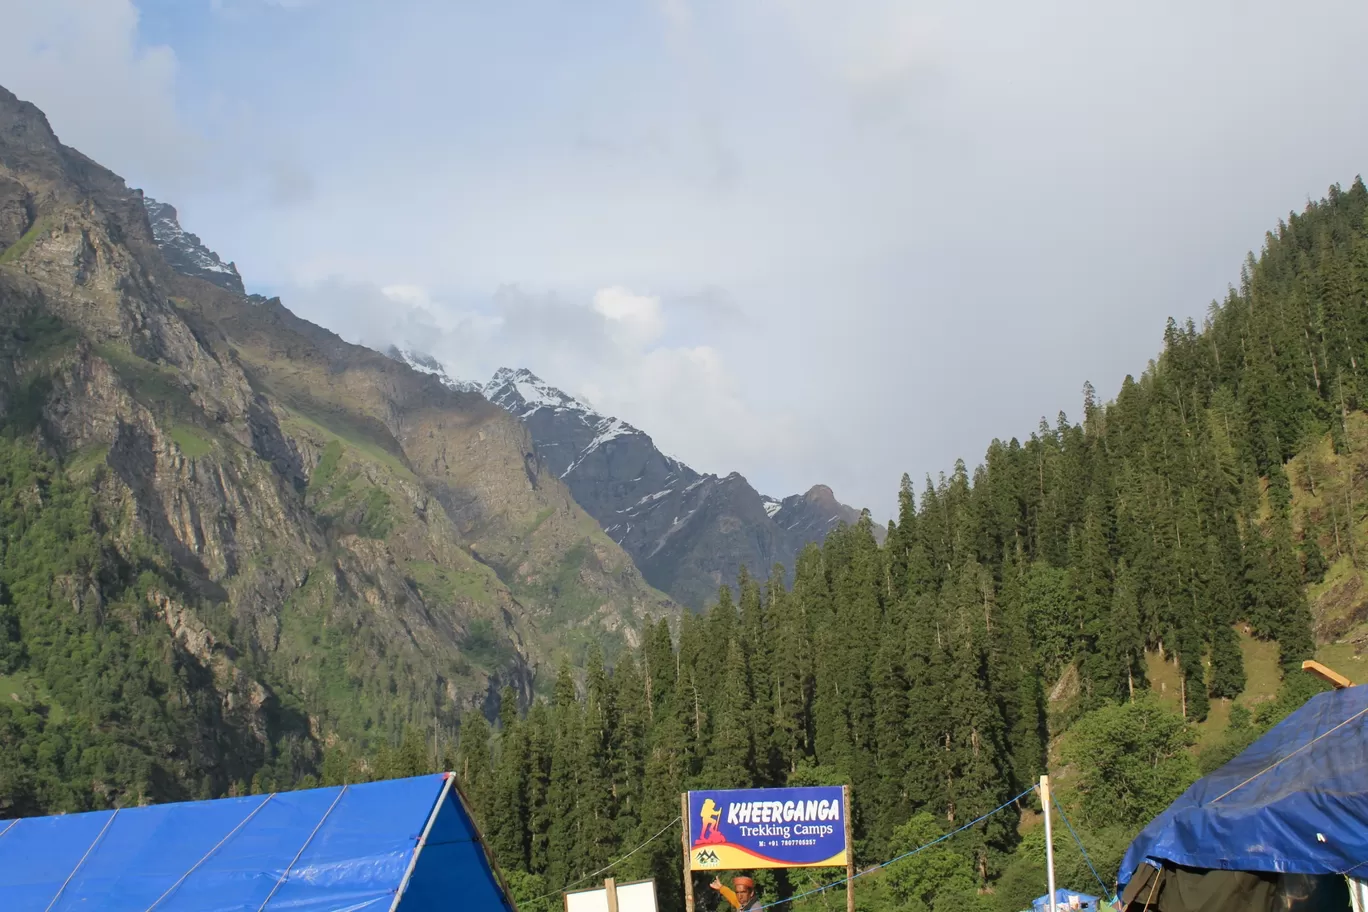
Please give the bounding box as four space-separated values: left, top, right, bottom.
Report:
843 785 855 912
681 793 694 912
1041 775 1057 912
388 775 453 912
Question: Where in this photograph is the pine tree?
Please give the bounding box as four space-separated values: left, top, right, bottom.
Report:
771 560 812 773
455 712 493 808
1208 622 1246 700
703 638 755 787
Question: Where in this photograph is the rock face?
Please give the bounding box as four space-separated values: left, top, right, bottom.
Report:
142 197 244 293
0 83 676 762
476 367 880 608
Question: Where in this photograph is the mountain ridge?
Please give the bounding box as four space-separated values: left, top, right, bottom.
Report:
422 361 882 607
0 83 677 808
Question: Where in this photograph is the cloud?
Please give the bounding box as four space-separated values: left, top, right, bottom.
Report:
0 0 200 191
13 0 1368 520
592 287 666 348
282 277 797 480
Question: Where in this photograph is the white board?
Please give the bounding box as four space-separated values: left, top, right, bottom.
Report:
564 879 658 912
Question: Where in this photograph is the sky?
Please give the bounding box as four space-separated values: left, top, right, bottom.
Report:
3 0 1368 520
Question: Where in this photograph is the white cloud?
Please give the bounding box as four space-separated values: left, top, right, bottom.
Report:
0 0 199 192
10 0 1368 519
592 287 666 348
283 277 796 483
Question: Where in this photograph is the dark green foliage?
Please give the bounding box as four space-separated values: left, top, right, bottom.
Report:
374 176 1368 908
1301 537 1328 584
1208 624 1247 700
1062 695 1197 827
0 438 315 815
5 172 1362 912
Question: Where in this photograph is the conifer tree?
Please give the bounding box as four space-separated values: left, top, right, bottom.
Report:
704 638 755 788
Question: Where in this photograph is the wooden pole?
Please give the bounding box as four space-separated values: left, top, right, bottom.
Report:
605 878 619 912
1041 775 1057 912
681 793 694 912
843 784 855 912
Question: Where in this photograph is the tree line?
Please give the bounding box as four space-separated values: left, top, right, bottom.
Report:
3 176 1365 911
326 177 1368 910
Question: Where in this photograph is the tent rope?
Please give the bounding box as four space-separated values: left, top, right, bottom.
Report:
0 819 18 840
1210 703 1368 804
1050 794 1113 898
142 793 277 912
1337 856 1368 877
530 814 682 903
256 785 349 912
749 785 1036 912
44 807 119 912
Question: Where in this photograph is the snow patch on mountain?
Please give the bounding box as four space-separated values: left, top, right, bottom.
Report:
485 368 598 417
384 347 481 393
142 196 244 294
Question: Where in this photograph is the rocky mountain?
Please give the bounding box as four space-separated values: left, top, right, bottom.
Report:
387 346 481 394
0 84 674 803
472 366 879 608
142 196 244 294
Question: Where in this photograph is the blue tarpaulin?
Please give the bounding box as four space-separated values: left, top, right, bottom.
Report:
1119 684 1368 889
1034 889 1100 912
0 772 517 911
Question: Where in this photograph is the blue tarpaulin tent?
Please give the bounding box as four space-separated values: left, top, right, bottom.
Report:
1034 889 1100 912
0 772 518 911
1119 683 1368 893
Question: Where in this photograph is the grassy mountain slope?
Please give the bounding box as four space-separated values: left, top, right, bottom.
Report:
0 84 675 812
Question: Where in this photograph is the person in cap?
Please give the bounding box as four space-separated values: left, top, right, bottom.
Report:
711 875 762 911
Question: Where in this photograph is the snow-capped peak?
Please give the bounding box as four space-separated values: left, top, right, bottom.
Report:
481 367 647 476
385 347 481 393
761 495 783 519
483 367 598 418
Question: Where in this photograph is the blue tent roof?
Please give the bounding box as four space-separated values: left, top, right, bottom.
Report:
1119 684 1368 888
1033 888 1100 912
0 772 517 911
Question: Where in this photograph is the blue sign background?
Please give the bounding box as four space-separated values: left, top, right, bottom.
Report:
686 786 848 870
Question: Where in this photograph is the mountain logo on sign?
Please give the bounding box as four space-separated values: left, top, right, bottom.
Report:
695 849 720 867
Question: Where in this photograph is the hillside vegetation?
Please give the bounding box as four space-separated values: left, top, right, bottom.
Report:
336 177 1364 912
0 83 674 812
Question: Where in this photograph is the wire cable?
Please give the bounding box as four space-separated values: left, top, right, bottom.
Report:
529 815 682 904
142 793 276 912
750 785 1037 912
1210 703 1368 804
256 785 348 911
1050 794 1112 899
45 807 119 912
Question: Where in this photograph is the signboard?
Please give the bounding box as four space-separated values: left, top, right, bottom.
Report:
685 786 849 871
565 879 658 912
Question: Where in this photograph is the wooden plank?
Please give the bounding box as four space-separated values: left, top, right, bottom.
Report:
1303 660 1354 689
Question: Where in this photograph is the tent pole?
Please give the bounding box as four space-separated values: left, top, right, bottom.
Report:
1041 775 1057 912
389 774 454 912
